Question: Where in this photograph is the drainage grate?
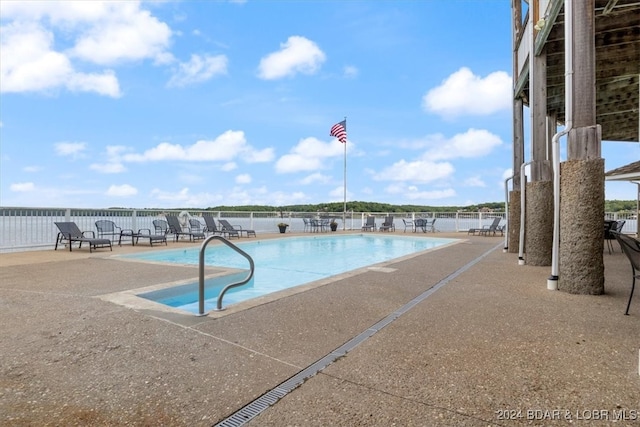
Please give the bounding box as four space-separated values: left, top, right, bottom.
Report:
213 243 501 427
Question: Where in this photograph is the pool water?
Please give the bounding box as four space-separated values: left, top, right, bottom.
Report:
125 234 457 313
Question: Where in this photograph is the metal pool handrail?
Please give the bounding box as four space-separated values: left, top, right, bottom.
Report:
198 235 255 316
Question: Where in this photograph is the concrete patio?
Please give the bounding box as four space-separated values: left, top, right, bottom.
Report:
1 232 638 426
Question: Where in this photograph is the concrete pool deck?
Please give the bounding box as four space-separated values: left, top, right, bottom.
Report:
1 232 638 426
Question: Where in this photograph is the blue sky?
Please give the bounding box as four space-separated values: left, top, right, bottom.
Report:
1 0 637 209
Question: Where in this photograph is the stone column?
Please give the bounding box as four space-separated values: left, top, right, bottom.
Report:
508 189 521 253
525 167 554 266
558 130 604 294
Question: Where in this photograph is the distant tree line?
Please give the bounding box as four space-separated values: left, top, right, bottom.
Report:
604 199 637 212
208 201 509 213
125 199 636 213
207 200 633 213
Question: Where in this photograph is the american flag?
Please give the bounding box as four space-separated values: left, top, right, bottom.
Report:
330 120 347 143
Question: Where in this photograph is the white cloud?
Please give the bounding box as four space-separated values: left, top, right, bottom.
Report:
235 174 251 184
67 2 173 66
343 65 359 78
329 185 350 201
23 166 41 172
123 130 274 164
54 142 87 158
243 147 276 163
383 183 456 200
0 22 122 97
423 129 502 160
300 173 332 185
151 187 190 202
0 0 173 97
275 137 344 173
106 184 137 197
67 70 121 97
10 182 35 192
422 67 511 118
373 159 454 183
168 54 228 87
221 162 237 171
464 176 486 187
90 162 126 174
257 36 326 80
404 188 456 201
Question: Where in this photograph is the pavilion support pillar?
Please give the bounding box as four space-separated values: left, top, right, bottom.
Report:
508 189 521 253
557 0 603 295
524 40 552 266
509 97 525 253
525 161 553 265
558 128 604 294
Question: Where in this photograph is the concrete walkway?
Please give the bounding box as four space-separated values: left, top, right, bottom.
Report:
1 232 638 426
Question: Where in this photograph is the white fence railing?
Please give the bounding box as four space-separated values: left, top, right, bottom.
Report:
0 207 636 253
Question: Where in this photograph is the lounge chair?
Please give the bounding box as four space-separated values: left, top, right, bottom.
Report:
166 215 206 242
379 215 395 232
54 221 112 253
362 216 376 231
611 231 638 315
131 229 167 246
153 219 170 236
203 214 238 238
478 217 502 236
218 219 256 238
201 213 221 235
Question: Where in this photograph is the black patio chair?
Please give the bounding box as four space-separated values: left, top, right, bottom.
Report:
604 220 625 254
611 231 639 315
95 219 135 244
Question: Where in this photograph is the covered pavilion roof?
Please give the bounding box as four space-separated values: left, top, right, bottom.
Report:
517 0 639 143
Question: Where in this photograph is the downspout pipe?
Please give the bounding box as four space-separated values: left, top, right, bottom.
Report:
519 161 533 265
504 175 514 252
548 0 573 291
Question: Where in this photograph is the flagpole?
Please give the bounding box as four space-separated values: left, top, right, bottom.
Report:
343 117 347 230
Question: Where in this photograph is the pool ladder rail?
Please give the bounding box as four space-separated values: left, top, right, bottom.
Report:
198 235 255 316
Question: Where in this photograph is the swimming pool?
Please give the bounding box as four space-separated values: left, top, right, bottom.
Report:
122 234 458 314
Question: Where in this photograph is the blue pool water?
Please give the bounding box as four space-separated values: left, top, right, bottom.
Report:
125 234 457 313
